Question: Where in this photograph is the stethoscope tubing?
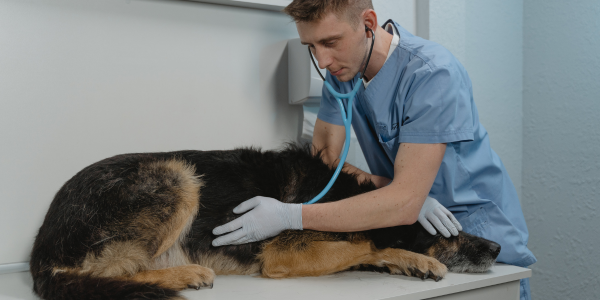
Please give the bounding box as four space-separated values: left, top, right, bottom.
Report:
304 26 375 205
304 81 359 204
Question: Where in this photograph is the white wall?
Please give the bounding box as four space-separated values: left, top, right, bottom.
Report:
523 1 600 299
0 0 300 265
428 0 524 199
373 0 416 34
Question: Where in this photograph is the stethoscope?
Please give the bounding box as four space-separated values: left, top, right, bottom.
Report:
304 25 375 205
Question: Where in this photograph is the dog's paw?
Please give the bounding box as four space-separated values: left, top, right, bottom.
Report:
173 265 216 290
387 255 447 281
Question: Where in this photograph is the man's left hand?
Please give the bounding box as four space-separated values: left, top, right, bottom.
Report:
418 196 462 238
212 196 303 247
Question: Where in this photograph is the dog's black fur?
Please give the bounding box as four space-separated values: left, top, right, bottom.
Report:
31 144 500 300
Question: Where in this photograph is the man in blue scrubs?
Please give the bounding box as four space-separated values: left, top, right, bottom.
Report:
213 1 536 299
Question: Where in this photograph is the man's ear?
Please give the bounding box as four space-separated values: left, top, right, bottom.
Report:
362 9 378 34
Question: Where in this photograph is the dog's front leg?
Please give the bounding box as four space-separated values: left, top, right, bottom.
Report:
375 247 447 281
259 239 374 278
258 233 446 281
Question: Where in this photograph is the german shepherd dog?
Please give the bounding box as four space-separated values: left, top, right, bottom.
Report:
31 144 501 300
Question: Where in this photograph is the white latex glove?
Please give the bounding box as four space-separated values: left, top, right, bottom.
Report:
212 196 303 247
418 196 462 238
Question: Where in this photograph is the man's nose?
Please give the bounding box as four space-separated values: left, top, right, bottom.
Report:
314 48 333 70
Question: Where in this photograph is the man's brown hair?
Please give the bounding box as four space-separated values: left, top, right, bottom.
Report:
283 0 374 28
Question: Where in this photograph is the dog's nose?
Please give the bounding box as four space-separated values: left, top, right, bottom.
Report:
489 242 501 257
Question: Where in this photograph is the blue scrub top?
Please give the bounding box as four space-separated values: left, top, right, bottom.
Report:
317 20 536 267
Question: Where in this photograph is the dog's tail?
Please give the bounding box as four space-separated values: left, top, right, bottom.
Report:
32 270 182 300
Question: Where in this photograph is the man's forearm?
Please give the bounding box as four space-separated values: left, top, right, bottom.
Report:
301 184 423 232
303 143 446 232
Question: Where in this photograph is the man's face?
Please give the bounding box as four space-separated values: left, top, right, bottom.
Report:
297 12 367 82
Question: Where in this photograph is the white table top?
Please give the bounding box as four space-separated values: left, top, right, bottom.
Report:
0 263 530 300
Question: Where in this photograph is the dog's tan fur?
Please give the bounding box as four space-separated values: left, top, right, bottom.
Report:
197 252 261 275
130 265 215 290
134 159 203 259
259 231 447 278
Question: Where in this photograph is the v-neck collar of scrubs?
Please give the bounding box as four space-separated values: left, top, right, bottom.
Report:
363 22 400 89
358 21 405 130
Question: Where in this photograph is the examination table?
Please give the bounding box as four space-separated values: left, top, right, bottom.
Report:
0 263 530 300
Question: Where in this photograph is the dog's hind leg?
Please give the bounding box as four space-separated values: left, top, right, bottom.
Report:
69 159 215 290
125 159 216 290
130 265 215 290
71 240 215 291
258 231 446 280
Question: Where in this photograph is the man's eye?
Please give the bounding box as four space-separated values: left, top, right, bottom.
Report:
325 41 336 47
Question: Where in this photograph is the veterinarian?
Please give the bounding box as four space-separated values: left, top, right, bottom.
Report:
213 1 536 299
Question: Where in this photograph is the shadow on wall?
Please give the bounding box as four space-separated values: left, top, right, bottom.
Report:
259 40 304 148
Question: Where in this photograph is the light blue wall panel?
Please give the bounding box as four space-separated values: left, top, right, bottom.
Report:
523 1 600 299
429 0 523 199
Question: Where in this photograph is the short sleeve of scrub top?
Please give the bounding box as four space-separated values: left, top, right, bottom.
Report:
317 71 348 127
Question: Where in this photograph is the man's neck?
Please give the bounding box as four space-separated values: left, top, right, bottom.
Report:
362 26 394 82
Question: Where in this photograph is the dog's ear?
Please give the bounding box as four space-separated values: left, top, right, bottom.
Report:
408 225 445 253
368 223 441 253
367 225 414 250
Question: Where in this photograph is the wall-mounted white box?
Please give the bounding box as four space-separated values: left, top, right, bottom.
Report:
287 38 326 105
